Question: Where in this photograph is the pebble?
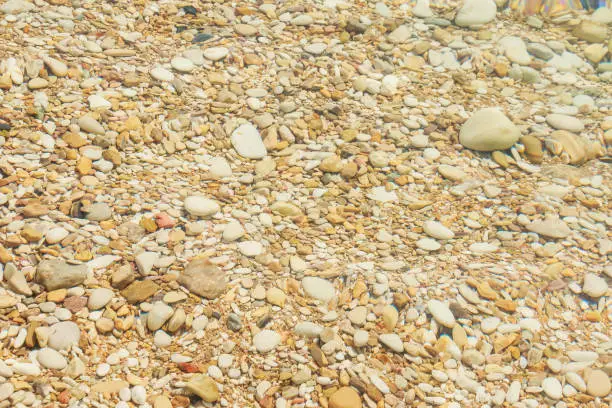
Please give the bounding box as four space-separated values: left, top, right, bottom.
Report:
78 115 105 135
454 0 497 27
204 47 229 61
184 196 220 217
586 370 611 397
253 330 281 353
378 333 404 353
88 288 113 310
546 114 585 133
36 260 88 290
150 67 174 82
185 375 219 402
178 259 226 299
416 238 441 251
427 300 456 328
231 123 267 159
37 347 68 370
438 165 467 181
542 377 563 400
527 217 571 239
170 57 194 72
147 302 174 331
459 108 520 151
329 387 361 408
423 220 454 240
582 273 608 298
302 277 335 302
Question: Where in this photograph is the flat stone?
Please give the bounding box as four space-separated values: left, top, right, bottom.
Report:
294 322 323 338
423 220 454 240
566 372 586 392
292 14 313 26
253 330 281 352
177 258 226 299
223 222 245 242
121 280 160 304
4 263 32 295
304 43 327 55
542 377 562 400
209 157 232 178
78 115 105 135
550 130 589 164
42 56 67 77
583 273 608 298
586 370 610 397
526 217 571 239
37 347 67 370
88 288 113 310
90 380 129 394
568 350 599 362
147 302 174 331
591 7 612 24
231 123 267 159
500 36 531 65
237 241 263 257
88 94 111 110
171 57 194 72
329 387 362 408
353 330 369 347
438 165 467 181
427 299 456 328
388 25 411 43
203 47 229 61
150 67 174 82
85 202 112 221
481 317 500 333
302 277 335 302
455 0 496 27
378 333 404 353
36 260 88 291
48 321 80 351
135 251 158 275
412 0 433 18
184 196 220 217
546 114 584 133
185 375 219 402
235 23 258 36
527 43 554 60
416 238 441 251
584 43 608 64
348 306 367 326
573 20 608 43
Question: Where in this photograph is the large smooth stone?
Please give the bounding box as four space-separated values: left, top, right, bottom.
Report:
459 108 520 151
177 258 226 299
455 0 496 27
230 123 267 159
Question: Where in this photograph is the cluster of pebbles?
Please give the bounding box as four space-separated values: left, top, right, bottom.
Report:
0 0 610 407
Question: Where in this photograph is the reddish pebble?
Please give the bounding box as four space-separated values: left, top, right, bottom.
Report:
171 396 190 407
155 212 175 228
58 390 71 404
178 362 200 373
64 296 88 313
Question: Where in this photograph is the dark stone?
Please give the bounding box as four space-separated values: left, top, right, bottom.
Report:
0 123 10 131
257 315 272 328
346 18 367 34
182 6 197 15
227 313 242 331
192 33 213 43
